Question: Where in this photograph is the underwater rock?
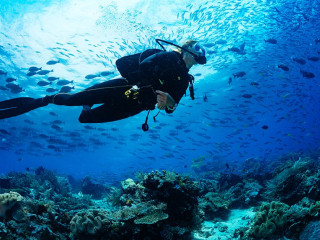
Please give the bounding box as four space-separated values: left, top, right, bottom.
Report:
81 176 107 199
264 157 319 205
0 177 11 188
300 221 320 240
199 192 230 220
121 178 136 192
35 166 70 196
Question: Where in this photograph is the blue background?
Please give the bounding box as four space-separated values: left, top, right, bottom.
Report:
0 0 319 182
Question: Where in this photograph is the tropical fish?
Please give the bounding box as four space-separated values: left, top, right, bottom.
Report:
0 70 7 75
203 94 208 102
228 47 241 53
59 86 74 93
274 7 281 13
206 49 217 54
203 43 215 48
28 67 41 72
5 78 16 82
46 60 60 65
0 86 8 91
46 88 59 93
215 39 227 44
84 125 95 130
292 58 306 65
52 120 63 124
278 64 289 71
49 112 57 116
240 42 245 51
233 72 246 78
5 83 24 93
48 77 60 81
250 82 259 86
85 74 100 79
228 77 232 85
307 56 320 62
37 81 51 86
0 129 10 135
37 70 53 75
24 119 34 124
51 124 63 131
57 80 73 86
242 94 252 98
262 125 269 130
300 70 315 78
264 38 277 44
26 71 37 76
100 71 114 76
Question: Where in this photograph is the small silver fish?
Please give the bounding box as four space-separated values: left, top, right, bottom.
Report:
28 67 42 72
85 74 100 79
57 80 73 86
6 78 16 82
46 60 60 65
48 77 60 81
37 70 53 75
37 81 51 86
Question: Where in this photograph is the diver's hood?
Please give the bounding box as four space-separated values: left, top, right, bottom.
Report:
156 39 207 65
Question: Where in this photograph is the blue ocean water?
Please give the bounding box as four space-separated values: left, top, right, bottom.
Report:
0 0 319 183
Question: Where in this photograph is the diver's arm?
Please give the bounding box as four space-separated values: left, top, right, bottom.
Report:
155 90 176 111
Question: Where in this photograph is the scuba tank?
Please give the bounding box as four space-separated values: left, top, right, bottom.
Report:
116 49 163 83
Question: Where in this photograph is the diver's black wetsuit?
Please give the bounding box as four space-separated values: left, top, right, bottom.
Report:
0 50 192 123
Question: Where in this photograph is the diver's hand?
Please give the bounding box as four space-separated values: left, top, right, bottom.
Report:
155 90 175 110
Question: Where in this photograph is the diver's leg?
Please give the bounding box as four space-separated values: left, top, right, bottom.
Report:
50 78 132 106
0 97 48 119
78 99 144 123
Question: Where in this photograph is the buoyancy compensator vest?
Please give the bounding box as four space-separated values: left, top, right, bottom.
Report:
116 49 163 84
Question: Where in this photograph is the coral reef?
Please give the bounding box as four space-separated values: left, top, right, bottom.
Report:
70 170 202 239
0 191 23 217
199 192 230 220
264 157 319 204
81 176 108 199
70 209 110 236
0 149 320 240
248 201 289 239
299 221 320 240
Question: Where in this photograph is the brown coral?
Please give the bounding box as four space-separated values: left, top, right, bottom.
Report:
70 209 110 235
0 191 23 217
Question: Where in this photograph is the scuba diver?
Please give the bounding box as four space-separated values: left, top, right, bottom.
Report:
0 39 206 131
